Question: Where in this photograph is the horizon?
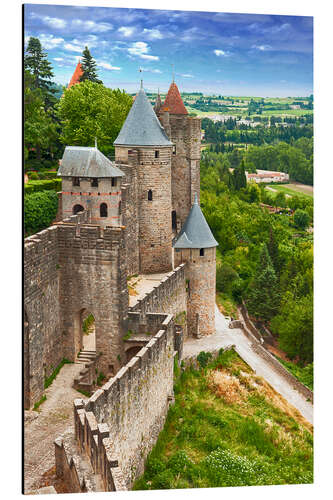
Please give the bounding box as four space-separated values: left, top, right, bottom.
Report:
24 4 313 97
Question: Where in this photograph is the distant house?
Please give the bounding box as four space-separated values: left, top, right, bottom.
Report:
246 169 289 183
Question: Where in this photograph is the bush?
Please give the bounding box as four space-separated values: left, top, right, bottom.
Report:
197 351 212 369
24 190 58 235
216 263 239 294
28 171 39 180
294 209 310 230
24 179 61 194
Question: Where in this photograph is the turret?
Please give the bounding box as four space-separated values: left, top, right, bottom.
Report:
173 193 218 337
114 82 174 273
57 145 125 228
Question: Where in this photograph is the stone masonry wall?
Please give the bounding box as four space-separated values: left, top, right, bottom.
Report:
56 219 129 376
24 225 63 409
131 264 188 337
79 315 175 489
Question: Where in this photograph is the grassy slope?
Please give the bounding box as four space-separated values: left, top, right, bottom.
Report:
275 357 313 391
267 184 313 198
133 349 313 491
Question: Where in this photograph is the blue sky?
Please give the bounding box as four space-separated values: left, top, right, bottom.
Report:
24 4 313 97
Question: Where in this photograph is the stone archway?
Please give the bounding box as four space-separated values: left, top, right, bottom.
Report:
73 308 96 358
81 309 96 352
73 204 84 215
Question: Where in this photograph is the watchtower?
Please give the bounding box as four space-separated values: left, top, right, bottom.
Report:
57 145 125 228
114 82 173 273
173 193 218 337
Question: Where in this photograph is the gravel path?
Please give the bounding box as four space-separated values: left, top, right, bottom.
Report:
24 362 88 493
183 305 313 425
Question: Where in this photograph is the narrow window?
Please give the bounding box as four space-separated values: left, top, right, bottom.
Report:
173 145 176 155
148 190 153 201
100 203 108 218
200 248 205 257
91 178 98 187
172 210 177 230
112 177 117 187
155 150 159 158
72 177 80 186
73 204 84 214
119 201 122 215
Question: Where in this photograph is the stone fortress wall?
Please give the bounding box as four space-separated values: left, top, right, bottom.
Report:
55 315 175 491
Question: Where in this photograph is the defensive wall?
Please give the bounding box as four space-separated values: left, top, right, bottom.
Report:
55 314 175 491
130 263 188 336
24 211 129 409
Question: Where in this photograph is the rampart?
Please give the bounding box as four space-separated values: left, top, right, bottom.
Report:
131 263 188 336
56 314 175 490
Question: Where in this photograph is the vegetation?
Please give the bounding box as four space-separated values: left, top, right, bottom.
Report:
33 395 47 411
133 349 313 490
44 358 73 389
276 358 313 391
97 372 106 387
24 179 62 195
24 190 59 236
79 46 102 84
82 313 94 334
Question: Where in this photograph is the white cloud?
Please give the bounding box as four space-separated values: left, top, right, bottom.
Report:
251 44 272 51
71 19 113 33
214 49 230 57
128 42 159 61
30 13 67 29
63 36 98 53
97 61 121 71
142 67 162 74
118 26 135 37
142 28 163 40
181 74 194 78
53 57 64 62
38 34 65 50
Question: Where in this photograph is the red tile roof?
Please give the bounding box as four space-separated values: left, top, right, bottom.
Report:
67 61 84 88
163 82 188 115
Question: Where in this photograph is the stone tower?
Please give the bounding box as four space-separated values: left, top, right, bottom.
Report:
114 82 173 273
158 81 201 235
173 194 218 337
58 146 125 228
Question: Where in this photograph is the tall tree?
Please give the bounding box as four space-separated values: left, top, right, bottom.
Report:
79 46 102 84
24 37 55 107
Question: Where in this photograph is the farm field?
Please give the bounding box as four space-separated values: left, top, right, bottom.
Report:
267 183 313 198
133 349 313 491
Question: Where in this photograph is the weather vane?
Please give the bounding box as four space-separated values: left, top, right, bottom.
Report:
171 63 175 83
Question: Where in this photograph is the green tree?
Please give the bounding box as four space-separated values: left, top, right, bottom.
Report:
24 70 57 162
267 227 280 274
57 80 132 155
79 46 102 84
246 244 280 321
24 37 55 107
274 191 286 208
233 159 247 191
294 209 310 230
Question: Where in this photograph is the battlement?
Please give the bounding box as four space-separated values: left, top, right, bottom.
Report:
67 314 174 489
131 263 186 313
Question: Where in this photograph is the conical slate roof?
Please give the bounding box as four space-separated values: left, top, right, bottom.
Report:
173 194 218 249
163 82 188 115
58 146 125 178
114 84 172 147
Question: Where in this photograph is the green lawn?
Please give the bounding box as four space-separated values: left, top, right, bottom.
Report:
267 184 313 198
133 349 313 491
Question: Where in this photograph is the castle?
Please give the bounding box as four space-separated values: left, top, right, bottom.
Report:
24 79 218 491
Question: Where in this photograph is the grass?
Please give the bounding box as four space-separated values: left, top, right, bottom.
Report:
82 313 94 334
133 349 313 491
216 292 239 319
33 395 47 411
44 358 73 389
267 184 313 199
275 358 313 391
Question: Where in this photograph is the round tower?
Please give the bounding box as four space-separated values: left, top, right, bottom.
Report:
114 82 173 273
173 194 218 337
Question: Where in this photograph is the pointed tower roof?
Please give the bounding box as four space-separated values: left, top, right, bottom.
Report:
173 194 218 249
114 84 172 147
154 90 162 114
67 61 84 88
163 82 188 115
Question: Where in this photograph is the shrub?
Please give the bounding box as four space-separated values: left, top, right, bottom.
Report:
294 209 310 230
28 171 39 180
167 450 193 474
24 179 61 194
197 351 212 369
24 190 58 235
151 470 174 489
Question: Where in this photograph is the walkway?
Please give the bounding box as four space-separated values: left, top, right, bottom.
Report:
128 272 170 308
24 362 88 493
183 305 313 425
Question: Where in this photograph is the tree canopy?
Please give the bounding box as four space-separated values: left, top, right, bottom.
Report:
57 80 132 155
79 46 102 84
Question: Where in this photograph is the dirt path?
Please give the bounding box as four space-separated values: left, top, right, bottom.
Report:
183 306 313 425
24 362 88 493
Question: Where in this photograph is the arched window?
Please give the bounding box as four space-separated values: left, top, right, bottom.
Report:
148 190 153 201
172 210 177 230
73 204 84 214
72 177 80 186
200 248 205 257
100 203 108 217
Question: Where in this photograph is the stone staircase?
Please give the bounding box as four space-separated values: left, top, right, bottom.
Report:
74 350 99 394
